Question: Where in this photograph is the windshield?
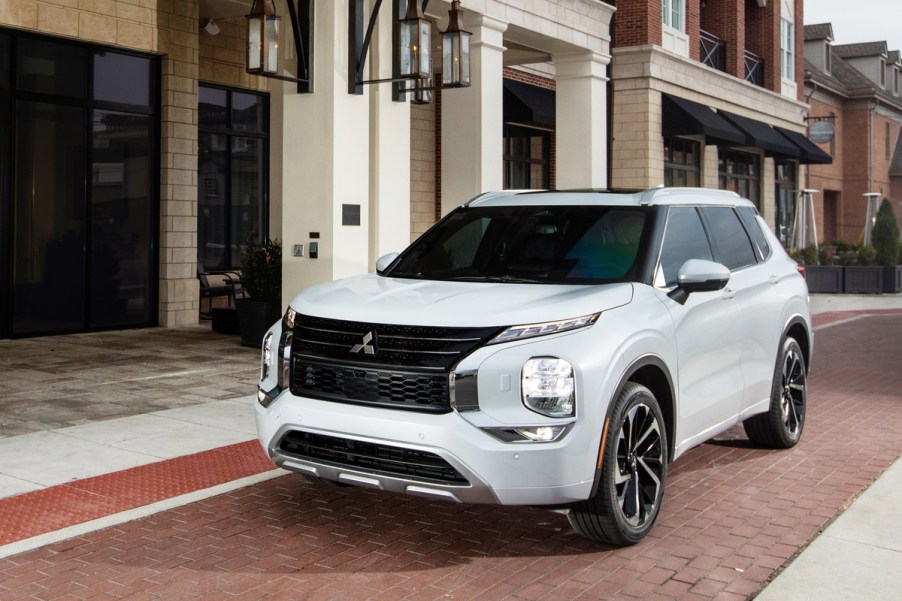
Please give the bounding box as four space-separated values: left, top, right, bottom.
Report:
387 205 649 284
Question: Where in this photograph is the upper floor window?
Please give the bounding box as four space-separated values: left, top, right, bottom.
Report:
880 59 886 87
662 0 684 32
895 68 900 95
825 44 832 74
781 19 794 81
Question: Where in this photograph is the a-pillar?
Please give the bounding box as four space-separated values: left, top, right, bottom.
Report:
274 0 371 307
441 14 508 216
554 51 610 189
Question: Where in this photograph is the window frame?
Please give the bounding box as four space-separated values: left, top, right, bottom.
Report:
718 148 761 208
503 123 551 191
663 137 701 187
780 18 795 82
197 82 270 272
662 0 685 33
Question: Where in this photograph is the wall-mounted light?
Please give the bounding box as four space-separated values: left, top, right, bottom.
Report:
399 0 431 80
246 0 280 75
202 18 221 37
349 0 471 104
244 0 314 93
441 1 470 88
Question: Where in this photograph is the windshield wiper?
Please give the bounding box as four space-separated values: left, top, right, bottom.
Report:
446 275 545 284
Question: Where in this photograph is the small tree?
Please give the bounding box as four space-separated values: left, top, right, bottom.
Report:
239 239 282 301
872 199 900 267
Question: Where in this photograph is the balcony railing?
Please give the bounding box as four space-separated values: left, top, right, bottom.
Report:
744 51 763 87
699 30 726 72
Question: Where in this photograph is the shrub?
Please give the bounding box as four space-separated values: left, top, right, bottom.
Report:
872 198 900 267
856 245 877 266
239 239 282 301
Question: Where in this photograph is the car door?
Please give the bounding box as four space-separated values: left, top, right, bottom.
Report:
656 206 744 453
701 206 778 415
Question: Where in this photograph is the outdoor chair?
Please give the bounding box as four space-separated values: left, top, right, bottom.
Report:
198 263 244 318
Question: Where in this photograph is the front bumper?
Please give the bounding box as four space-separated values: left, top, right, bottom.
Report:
254 389 597 506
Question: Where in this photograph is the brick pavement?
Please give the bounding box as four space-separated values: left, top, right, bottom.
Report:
0 313 900 600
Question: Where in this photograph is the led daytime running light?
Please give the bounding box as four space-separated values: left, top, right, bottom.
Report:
490 313 599 344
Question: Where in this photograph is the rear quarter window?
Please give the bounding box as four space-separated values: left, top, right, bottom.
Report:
737 206 772 260
702 207 758 270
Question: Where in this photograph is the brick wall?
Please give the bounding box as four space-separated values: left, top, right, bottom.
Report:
744 0 780 93
613 0 662 48
700 0 746 81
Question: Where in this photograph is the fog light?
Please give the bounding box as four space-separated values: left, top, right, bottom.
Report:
522 357 575 418
515 426 567 442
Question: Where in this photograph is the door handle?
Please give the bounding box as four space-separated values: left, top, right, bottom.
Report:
769 274 779 286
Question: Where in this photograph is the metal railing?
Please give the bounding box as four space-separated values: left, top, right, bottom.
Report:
744 50 763 86
699 30 726 72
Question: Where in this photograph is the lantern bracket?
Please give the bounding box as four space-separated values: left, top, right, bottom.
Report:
349 0 429 97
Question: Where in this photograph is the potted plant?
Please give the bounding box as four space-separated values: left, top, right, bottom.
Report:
236 239 283 347
872 198 902 293
793 245 843 294
841 244 884 294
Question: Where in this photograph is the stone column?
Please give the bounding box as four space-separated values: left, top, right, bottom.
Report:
369 1 411 263
276 0 371 306
554 51 611 189
441 14 508 216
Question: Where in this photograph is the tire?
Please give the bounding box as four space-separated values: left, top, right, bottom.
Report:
568 382 668 546
743 337 807 448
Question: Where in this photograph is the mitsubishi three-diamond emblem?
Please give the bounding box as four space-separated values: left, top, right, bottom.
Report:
350 331 377 355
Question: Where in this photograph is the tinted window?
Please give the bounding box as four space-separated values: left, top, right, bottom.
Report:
703 207 757 270
658 207 713 287
199 86 228 129
738 206 771 260
389 205 648 284
232 91 265 133
93 51 151 106
0 34 9 88
17 37 86 97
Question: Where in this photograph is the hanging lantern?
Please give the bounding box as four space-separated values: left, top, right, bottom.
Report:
411 58 434 105
442 1 471 87
246 0 281 75
399 0 431 80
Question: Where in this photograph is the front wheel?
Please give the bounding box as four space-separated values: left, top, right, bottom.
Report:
743 337 807 448
568 382 668 546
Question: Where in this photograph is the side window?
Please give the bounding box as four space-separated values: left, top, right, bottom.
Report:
657 207 713 287
738 206 772 260
703 207 757 270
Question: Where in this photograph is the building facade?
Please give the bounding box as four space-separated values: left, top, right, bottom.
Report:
804 24 902 244
0 0 615 339
607 0 830 248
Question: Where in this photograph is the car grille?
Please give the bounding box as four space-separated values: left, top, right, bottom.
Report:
278 430 469 486
290 315 501 412
292 361 450 413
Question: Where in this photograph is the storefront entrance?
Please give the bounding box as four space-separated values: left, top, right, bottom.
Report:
0 30 159 338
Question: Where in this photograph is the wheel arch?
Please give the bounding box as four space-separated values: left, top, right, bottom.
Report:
783 316 812 370
588 355 676 498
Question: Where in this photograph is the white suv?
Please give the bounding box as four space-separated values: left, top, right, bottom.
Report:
255 188 811 545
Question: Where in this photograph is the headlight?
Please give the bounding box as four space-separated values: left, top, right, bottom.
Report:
278 307 295 389
521 357 575 418
261 331 273 381
283 307 296 330
489 313 599 345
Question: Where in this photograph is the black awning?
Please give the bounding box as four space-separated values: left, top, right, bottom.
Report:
661 94 746 145
503 79 555 126
719 111 801 159
774 127 833 164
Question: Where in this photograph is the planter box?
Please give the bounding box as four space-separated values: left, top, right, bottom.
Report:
805 266 843 294
843 266 884 294
236 299 282 348
884 265 902 293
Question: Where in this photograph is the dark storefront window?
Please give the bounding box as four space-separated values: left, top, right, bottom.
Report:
504 125 551 190
664 137 700 187
1 29 158 338
718 149 760 207
774 161 797 246
198 84 269 271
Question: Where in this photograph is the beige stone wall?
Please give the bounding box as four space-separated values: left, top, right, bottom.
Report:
410 102 437 241
199 19 269 92
611 88 663 189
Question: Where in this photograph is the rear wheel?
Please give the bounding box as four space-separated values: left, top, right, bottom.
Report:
743 337 807 448
568 382 668 546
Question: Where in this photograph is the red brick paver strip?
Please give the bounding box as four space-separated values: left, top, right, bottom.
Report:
0 442 273 546
0 312 900 600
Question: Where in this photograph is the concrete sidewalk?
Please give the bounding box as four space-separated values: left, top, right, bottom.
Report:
0 293 899 599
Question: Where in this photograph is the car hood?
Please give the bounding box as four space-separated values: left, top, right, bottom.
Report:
290 274 634 327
